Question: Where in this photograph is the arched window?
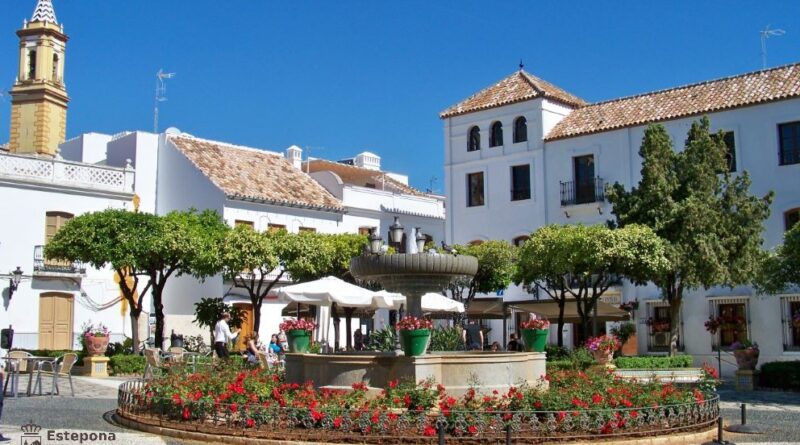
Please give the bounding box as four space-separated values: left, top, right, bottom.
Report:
52 54 59 81
513 116 527 143
28 49 37 80
490 122 503 147
785 208 800 231
467 126 480 152
512 235 530 247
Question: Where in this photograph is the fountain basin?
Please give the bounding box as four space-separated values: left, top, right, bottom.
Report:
285 351 547 396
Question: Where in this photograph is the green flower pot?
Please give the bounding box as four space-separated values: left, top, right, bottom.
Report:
286 329 311 353
400 329 430 357
521 328 548 352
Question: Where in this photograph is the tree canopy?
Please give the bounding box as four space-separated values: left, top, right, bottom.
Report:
757 223 800 294
448 240 517 305
606 118 772 354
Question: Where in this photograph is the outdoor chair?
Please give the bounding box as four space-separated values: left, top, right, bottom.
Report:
257 351 270 369
143 348 163 380
4 350 33 396
167 346 186 362
36 353 77 397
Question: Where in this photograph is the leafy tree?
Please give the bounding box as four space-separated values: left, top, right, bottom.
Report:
193 297 246 346
45 209 161 353
515 224 669 345
607 118 772 355
757 224 800 293
447 240 517 309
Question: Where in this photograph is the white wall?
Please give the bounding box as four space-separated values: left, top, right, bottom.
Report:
106 132 160 214
59 133 112 164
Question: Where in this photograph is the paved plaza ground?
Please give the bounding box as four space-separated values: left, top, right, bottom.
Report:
0 376 797 445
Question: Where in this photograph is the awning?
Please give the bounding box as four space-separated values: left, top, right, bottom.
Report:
509 299 629 323
280 301 374 318
465 299 510 319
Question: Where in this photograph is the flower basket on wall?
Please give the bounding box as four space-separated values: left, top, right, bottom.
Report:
397 316 432 357
520 318 550 352
280 319 316 353
586 335 620 367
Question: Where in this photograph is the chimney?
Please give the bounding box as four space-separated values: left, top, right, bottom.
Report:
286 145 303 169
354 151 381 171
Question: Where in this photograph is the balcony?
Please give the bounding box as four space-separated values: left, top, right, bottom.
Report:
0 151 134 194
33 245 85 275
559 177 605 206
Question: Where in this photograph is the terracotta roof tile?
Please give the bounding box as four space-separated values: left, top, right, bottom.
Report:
306 159 426 196
168 135 344 212
440 70 586 118
546 63 800 140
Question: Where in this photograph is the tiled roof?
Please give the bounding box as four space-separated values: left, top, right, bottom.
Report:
168 135 344 212
546 63 800 140
305 159 426 197
440 70 586 118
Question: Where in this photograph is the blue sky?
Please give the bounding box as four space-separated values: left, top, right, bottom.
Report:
1 1 798 192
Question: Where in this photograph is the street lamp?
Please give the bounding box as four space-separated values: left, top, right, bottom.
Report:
368 227 383 255
8 267 23 300
389 216 404 244
415 228 427 253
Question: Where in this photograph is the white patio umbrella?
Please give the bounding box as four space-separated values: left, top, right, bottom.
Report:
374 290 465 314
276 276 377 308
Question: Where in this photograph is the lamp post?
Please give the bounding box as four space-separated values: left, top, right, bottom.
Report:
415 228 427 253
368 227 383 255
389 216 404 244
8 267 23 300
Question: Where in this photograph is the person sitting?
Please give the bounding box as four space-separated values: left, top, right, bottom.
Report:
506 333 523 352
243 333 261 365
267 334 284 367
490 341 501 352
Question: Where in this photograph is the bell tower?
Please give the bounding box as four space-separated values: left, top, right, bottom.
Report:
8 0 69 157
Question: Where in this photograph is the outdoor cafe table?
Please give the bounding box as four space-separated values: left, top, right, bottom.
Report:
2 356 58 397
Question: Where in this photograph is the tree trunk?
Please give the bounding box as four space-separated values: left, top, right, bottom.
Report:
129 310 141 353
556 300 566 347
153 282 165 349
252 297 262 335
668 295 682 357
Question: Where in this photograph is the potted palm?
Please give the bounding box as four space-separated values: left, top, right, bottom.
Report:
586 335 620 366
82 322 110 356
397 316 432 357
520 318 550 352
280 318 316 353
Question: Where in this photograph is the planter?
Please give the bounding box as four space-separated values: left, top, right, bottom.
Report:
399 329 430 357
86 335 109 357
521 328 548 352
286 329 311 353
621 332 638 356
591 349 613 366
733 349 759 371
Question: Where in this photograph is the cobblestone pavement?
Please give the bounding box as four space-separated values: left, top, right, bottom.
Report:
717 383 800 444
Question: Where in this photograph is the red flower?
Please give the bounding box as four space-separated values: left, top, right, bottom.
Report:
246 418 255 428
467 425 478 434
333 416 343 429
423 425 437 437
592 393 603 405
388 379 398 389
182 407 190 420
533 401 543 409
229 403 238 413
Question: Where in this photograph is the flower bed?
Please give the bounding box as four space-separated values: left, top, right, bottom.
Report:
117 363 719 443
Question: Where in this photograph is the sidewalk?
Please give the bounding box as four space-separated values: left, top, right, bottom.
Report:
717 383 800 444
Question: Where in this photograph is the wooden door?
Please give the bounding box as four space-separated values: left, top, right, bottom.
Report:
45 212 74 268
233 303 254 352
39 293 74 350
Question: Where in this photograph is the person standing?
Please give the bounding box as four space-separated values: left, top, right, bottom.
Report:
214 312 239 359
0 366 9 442
462 319 484 351
506 333 523 352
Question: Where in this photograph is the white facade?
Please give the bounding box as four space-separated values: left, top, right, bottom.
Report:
444 74 800 375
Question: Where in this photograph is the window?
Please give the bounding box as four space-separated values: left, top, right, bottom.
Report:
234 220 254 229
779 121 800 165
267 223 286 233
781 296 800 351
358 227 372 236
52 53 59 81
512 235 530 247
45 211 74 243
513 116 527 143
721 131 736 172
28 50 36 80
784 209 800 231
467 172 484 207
299 227 316 233
646 303 676 352
573 154 596 204
490 122 503 147
708 298 749 350
467 126 481 152
365 183 376 189
511 164 531 201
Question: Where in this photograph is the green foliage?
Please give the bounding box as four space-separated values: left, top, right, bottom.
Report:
193 297 246 344
607 118 773 355
759 361 800 390
757 224 800 293
429 326 463 351
282 232 367 283
109 354 146 375
610 322 637 348
544 344 571 360
545 347 594 371
613 355 693 369
366 327 396 352
448 240 517 304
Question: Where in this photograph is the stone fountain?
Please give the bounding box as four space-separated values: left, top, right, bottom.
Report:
285 227 547 395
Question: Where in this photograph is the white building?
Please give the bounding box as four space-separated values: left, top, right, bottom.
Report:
441 64 800 375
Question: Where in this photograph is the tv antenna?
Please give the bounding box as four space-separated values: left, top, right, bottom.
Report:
153 69 176 133
428 176 438 194
304 146 324 173
760 25 785 69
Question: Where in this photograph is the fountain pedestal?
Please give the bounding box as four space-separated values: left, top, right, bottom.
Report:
286 351 547 396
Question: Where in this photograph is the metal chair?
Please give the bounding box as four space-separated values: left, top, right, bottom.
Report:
167 346 186 362
37 353 77 397
4 351 33 396
257 351 271 369
142 348 162 380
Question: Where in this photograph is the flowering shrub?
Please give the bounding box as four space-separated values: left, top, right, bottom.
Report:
521 318 550 329
396 316 432 331
646 318 670 333
585 335 620 353
704 314 745 334
728 339 758 352
703 316 721 334
82 322 110 338
619 299 639 312
279 318 316 332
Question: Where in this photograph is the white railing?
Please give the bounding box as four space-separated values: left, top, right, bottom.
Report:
0 151 134 193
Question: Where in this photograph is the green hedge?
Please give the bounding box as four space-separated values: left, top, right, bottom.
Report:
759 361 800 391
613 355 693 369
109 354 146 375
11 349 85 366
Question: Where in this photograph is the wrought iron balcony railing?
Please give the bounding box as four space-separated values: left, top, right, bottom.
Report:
33 245 85 275
559 177 605 206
